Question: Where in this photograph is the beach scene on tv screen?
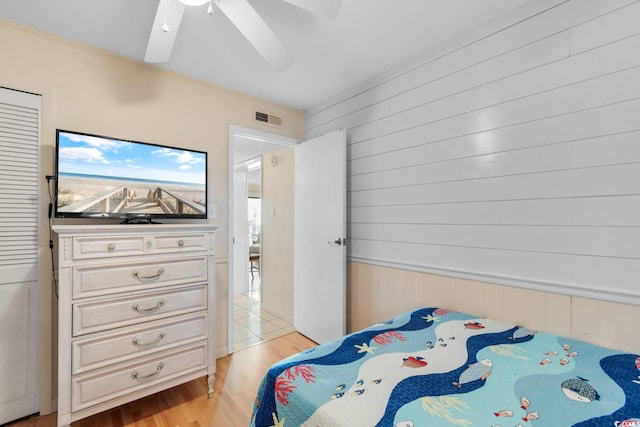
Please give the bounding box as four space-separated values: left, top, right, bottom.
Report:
56 131 206 217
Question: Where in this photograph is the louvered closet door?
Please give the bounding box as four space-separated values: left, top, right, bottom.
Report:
0 87 40 423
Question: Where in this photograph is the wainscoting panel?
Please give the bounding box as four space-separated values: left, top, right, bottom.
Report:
347 262 640 354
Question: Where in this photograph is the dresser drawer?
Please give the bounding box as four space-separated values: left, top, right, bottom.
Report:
72 285 207 337
72 235 148 260
154 233 209 253
71 232 210 261
72 256 207 299
71 343 207 412
71 312 207 374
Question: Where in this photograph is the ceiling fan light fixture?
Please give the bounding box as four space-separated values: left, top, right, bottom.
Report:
177 0 209 6
148 0 333 70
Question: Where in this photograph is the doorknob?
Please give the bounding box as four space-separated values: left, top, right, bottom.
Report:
328 237 345 246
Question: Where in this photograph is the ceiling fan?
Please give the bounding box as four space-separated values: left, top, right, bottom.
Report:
145 0 342 72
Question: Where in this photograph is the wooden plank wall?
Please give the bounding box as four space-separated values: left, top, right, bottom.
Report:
306 0 640 305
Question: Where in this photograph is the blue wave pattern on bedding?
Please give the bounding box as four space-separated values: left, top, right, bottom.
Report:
250 307 640 427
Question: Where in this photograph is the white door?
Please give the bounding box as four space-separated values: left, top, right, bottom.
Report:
294 129 346 344
0 281 39 423
0 88 40 423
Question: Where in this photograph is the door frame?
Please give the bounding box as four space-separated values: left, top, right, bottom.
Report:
227 125 299 353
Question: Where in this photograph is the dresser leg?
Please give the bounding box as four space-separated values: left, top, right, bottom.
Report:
207 373 215 397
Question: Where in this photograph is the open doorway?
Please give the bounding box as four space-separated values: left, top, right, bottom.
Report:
228 126 299 352
232 157 262 300
247 180 262 299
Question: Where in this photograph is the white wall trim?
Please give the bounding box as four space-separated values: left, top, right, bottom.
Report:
229 125 299 147
349 256 640 307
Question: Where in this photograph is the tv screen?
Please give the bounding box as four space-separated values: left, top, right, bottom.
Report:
54 129 207 222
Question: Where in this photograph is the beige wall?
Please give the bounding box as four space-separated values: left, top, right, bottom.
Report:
260 147 294 321
348 261 640 355
0 18 304 413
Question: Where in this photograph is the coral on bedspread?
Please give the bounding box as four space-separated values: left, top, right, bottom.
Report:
251 307 640 426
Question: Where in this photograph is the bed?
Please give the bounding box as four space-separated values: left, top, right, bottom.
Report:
250 307 640 426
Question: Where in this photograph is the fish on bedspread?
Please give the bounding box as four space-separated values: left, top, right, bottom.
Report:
250 307 640 427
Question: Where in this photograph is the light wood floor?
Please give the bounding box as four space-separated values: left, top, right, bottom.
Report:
9 332 316 427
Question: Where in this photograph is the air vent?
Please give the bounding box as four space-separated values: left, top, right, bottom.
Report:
254 110 283 128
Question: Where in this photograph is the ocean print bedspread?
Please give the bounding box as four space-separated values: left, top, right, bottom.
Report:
250 307 640 427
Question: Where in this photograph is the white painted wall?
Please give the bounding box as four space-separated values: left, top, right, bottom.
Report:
306 0 640 305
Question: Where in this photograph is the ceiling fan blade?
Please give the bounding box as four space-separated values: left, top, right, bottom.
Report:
216 0 294 72
144 0 187 63
280 0 342 19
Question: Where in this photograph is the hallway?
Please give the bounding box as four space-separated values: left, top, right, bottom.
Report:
232 276 295 351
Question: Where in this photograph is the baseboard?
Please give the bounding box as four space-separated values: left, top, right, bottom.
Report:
260 302 293 325
216 346 229 359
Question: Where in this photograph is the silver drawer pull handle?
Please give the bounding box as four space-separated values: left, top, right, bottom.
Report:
132 267 165 280
178 239 184 247
131 362 164 380
132 299 165 314
107 243 116 251
132 332 165 347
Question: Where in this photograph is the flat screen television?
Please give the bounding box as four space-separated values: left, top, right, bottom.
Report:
54 129 207 222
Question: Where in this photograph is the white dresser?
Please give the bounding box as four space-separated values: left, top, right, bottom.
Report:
52 224 217 427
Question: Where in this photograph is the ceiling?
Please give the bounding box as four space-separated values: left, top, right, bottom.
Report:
0 0 536 111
